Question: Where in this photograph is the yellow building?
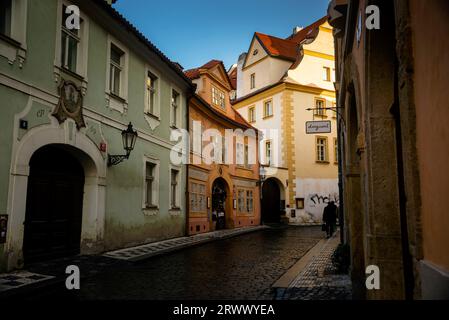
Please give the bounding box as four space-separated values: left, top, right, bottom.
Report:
232 17 338 224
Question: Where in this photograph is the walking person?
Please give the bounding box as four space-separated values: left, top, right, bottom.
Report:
322 201 337 238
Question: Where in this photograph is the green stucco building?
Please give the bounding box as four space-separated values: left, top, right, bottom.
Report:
0 0 193 271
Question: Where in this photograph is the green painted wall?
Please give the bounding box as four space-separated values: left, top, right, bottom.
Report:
0 0 189 267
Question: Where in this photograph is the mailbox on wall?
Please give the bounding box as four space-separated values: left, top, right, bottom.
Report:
0 215 7 244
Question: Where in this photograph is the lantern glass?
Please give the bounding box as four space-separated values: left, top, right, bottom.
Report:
122 123 138 155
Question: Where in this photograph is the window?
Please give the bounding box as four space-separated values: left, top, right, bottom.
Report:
60 5 82 73
212 87 225 109
250 73 256 89
236 142 244 166
314 98 326 116
248 106 256 123
246 190 254 213
145 71 158 116
0 0 12 37
334 138 338 164
171 169 179 209
145 162 156 208
265 141 272 166
110 44 124 97
263 99 273 118
238 190 245 212
244 144 249 168
171 89 180 127
190 182 206 213
237 189 254 214
222 136 227 164
323 67 331 81
316 137 329 163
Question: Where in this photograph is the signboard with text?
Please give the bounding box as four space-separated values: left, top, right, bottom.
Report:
306 121 332 134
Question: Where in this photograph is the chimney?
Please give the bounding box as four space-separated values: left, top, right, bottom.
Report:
292 26 303 35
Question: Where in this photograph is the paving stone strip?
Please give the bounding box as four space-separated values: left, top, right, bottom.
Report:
278 233 352 300
104 225 268 262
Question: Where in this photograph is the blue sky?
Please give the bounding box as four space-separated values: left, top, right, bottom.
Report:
113 0 329 71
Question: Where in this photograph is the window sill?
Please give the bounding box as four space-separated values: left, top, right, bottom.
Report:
316 160 330 164
262 115 274 120
0 33 21 48
0 34 26 67
169 208 182 216
142 207 159 216
144 112 160 121
106 92 128 114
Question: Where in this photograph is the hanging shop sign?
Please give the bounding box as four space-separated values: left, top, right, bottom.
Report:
306 121 331 134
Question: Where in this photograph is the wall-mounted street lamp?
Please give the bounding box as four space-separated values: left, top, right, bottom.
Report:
108 122 138 167
258 166 267 187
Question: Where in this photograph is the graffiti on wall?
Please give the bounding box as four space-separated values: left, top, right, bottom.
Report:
303 192 339 223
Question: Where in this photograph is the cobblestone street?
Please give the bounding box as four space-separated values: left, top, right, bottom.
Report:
22 226 334 300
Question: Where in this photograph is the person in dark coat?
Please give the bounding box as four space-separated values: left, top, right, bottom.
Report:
322 201 338 238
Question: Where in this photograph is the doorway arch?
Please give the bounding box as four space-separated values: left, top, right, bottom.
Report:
5 124 106 271
261 178 283 223
211 178 230 230
23 145 85 263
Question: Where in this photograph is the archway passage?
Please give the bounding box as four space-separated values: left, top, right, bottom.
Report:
23 145 85 264
212 178 228 230
262 178 281 223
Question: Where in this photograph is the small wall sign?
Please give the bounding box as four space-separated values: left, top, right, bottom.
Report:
306 121 331 134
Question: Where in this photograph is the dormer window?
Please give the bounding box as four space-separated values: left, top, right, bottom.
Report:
212 86 225 110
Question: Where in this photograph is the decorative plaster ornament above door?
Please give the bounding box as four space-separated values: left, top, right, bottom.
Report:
53 79 86 129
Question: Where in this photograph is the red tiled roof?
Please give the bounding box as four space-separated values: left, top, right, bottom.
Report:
287 16 328 43
255 33 298 61
253 16 328 62
184 60 222 80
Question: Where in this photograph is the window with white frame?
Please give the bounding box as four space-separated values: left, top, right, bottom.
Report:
236 142 244 166
316 137 329 163
250 73 256 89
171 169 180 209
145 71 158 116
0 0 12 37
314 98 326 116
222 135 227 164
171 89 180 127
248 106 256 123
212 86 225 109
265 140 272 166
238 190 245 212
145 162 158 208
190 182 206 213
323 66 331 81
110 44 124 97
246 190 254 213
60 4 82 73
263 99 273 118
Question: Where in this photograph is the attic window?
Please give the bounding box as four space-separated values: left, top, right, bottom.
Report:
253 49 258 56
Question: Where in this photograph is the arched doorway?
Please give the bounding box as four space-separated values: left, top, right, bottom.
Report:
23 145 85 264
261 178 281 223
211 178 228 230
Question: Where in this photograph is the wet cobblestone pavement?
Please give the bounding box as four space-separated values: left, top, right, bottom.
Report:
276 234 352 300
27 225 324 300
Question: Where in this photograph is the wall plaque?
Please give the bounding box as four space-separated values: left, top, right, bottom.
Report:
53 79 86 129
